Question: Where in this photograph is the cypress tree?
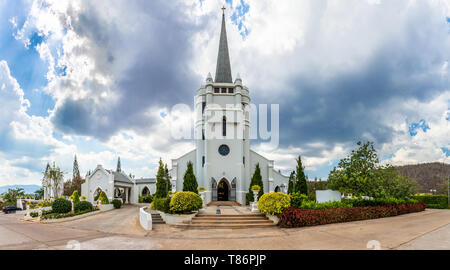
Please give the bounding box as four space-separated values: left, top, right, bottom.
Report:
288 171 295 194
165 163 172 193
246 163 264 204
155 159 167 198
294 156 308 195
73 155 80 180
183 162 198 194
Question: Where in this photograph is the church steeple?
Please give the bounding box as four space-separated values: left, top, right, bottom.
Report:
215 6 233 83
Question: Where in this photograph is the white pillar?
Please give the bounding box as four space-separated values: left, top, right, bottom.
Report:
125 188 129 204
251 191 259 213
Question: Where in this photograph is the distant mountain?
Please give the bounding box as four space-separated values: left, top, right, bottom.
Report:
395 162 450 194
0 185 42 194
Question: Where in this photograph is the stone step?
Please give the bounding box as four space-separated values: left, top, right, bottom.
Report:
151 213 165 224
196 214 264 218
192 217 268 221
173 223 276 229
191 220 274 224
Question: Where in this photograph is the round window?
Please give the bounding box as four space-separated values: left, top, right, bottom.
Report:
218 145 230 156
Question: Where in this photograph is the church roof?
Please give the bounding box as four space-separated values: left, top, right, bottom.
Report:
215 9 233 83
135 178 156 184
111 171 134 184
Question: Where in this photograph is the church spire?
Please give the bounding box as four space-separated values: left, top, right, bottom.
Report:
215 6 233 83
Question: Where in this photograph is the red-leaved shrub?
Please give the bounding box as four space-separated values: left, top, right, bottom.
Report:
279 202 426 228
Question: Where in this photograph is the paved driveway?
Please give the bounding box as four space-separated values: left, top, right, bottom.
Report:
0 207 449 250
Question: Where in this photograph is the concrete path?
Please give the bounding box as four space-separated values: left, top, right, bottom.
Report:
0 207 449 250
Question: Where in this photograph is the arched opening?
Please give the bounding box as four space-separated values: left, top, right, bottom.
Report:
274 186 281 193
217 178 230 201
93 188 103 201
142 187 150 197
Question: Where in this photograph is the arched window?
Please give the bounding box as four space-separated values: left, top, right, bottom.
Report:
222 116 227 137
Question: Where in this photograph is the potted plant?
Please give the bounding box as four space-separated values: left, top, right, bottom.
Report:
251 185 261 212
198 187 207 208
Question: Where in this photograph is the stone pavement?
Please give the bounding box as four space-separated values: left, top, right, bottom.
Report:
0 206 449 250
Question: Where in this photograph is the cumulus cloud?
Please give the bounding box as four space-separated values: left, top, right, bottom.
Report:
3 0 449 183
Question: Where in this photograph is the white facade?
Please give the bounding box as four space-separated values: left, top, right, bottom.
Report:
82 11 289 206
81 165 156 204
170 13 289 205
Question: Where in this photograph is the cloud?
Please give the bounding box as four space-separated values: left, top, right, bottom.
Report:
2 0 449 183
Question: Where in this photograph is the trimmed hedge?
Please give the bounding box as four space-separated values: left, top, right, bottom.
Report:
98 191 110 205
74 201 93 213
170 192 202 214
139 195 153 204
112 199 122 209
257 192 291 215
279 202 426 228
51 198 72 214
298 200 353 210
152 197 171 213
412 195 448 209
342 198 418 207
290 193 308 209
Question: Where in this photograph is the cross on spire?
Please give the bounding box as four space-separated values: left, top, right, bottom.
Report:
222 6 226 16
215 6 232 83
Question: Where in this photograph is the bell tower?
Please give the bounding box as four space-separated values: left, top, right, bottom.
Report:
194 8 251 205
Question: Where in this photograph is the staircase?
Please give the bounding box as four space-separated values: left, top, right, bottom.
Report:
151 213 165 225
175 213 276 229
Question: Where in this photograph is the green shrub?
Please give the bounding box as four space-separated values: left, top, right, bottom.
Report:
412 195 448 209
52 198 72 214
170 192 202 214
98 191 110 205
153 197 171 213
342 197 418 207
198 186 206 192
139 195 153 204
257 192 291 215
112 199 122 209
74 201 93 213
298 200 353 210
290 193 309 209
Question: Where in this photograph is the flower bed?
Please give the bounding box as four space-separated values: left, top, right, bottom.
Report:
41 209 99 220
279 202 426 228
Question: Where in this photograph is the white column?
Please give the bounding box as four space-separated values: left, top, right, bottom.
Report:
125 188 129 204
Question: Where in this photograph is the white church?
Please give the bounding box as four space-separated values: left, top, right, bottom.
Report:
82 10 289 205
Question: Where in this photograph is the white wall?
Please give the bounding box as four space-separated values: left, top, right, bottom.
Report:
82 166 114 203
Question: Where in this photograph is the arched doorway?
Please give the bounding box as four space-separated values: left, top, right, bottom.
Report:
274 186 280 192
142 187 150 197
217 178 230 201
94 188 103 201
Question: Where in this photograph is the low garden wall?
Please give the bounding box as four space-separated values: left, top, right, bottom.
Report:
98 204 114 212
16 206 52 215
139 207 152 231
159 211 197 225
279 202 426 228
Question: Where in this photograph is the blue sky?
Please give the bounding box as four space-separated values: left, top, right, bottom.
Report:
0 0 449 186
